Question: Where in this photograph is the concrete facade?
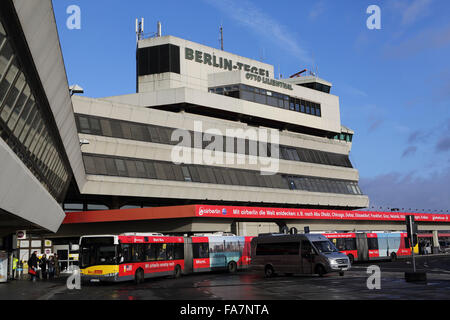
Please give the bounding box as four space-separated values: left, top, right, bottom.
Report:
0 0 82 235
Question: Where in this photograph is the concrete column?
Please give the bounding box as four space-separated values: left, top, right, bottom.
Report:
432 230 440 254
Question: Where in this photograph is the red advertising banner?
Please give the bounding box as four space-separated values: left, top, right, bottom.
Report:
195 205 450 222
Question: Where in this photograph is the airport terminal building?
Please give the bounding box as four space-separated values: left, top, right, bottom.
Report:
0 0 379 257
68 34 368 213
2 1 450 272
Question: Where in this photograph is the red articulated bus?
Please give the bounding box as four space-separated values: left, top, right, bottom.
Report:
323 232 412 263
79 233 253 283
188 235 253 273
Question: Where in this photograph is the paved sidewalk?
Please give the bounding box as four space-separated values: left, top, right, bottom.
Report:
0 276 68 300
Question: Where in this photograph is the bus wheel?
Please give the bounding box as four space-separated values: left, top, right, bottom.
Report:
134 268 144 284
265 265 274 278
174 265 182 279
228 261 237 273
348 254 354 264
315 265 326 277
390 253 397 262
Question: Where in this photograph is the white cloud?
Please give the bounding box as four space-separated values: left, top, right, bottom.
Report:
401 0 434 26
203 0 312 64
309 1 327 21
360 167 450 212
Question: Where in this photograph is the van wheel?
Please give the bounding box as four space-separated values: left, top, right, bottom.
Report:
348 254 354 264
134 268 144 284
265 265 274 278
315 265 326 277
174 265 182 279
228 261 237 273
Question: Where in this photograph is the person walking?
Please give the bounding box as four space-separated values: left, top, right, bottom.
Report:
12 256 18 280
28 251 38 282
40 254 48 280
54 254 60 278
48 256 55 279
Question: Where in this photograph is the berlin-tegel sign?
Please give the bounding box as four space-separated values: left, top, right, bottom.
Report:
195 205 450 222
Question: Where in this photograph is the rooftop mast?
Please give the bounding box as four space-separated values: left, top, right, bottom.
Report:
219 25 224 50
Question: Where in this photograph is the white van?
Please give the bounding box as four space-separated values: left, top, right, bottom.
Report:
251 233 351 277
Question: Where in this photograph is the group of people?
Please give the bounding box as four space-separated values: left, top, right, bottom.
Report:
419 240 432 255
26 251 60 282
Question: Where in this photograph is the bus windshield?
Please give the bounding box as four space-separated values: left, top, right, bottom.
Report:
312 240 338 253
80 237 118 268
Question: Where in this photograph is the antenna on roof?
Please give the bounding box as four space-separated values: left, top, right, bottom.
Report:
219 25 224 50
135 17 144 42
157 21 162 37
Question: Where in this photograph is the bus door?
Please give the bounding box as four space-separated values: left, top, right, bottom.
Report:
183 237 193 274
387 234 401 257
356 233 368 261
377 233 389 258
300 240 313 274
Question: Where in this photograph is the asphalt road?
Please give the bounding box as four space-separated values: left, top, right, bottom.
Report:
1 254 449 300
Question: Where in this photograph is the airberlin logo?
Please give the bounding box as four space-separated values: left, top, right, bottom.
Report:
198 207 222 216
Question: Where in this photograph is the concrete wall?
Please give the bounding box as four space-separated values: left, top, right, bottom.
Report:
74 95 351 155
12 0 86 191
73 95 368 208
137 35 274 92
0 138 65 233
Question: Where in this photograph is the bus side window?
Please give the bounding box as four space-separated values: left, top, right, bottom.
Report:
132 244 145 262
158 244 167 261
144 244 152 261
120 244 132 263
346 238 356 251
193 243 209 259
149 244 158 261
335 238 345 251
367 238 378 250
166 243 174 260
174 243 184 260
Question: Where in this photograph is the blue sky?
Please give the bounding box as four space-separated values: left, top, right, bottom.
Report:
52 0 450 212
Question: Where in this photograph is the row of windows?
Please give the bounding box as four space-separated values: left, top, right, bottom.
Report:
332 238 357 251
0 20 69 199
367 238 410 251
255 241 312 256
333 133 353 143
121 243 184 263
82 154 363 196
209 84 321 117
75 114 353 169
299 82 331 94
286 175 363 195
83 154 288 189
280 146 352 168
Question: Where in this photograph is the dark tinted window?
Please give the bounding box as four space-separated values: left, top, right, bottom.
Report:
193 243 209 259
367 238 378 250
256 242 300 256
137 44 180 76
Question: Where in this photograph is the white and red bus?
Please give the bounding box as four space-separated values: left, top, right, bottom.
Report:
323 232 412 263
79 233 252 283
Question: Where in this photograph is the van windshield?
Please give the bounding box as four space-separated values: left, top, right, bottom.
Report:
312 241 338 253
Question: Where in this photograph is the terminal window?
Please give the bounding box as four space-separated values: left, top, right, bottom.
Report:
137 44 180 76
